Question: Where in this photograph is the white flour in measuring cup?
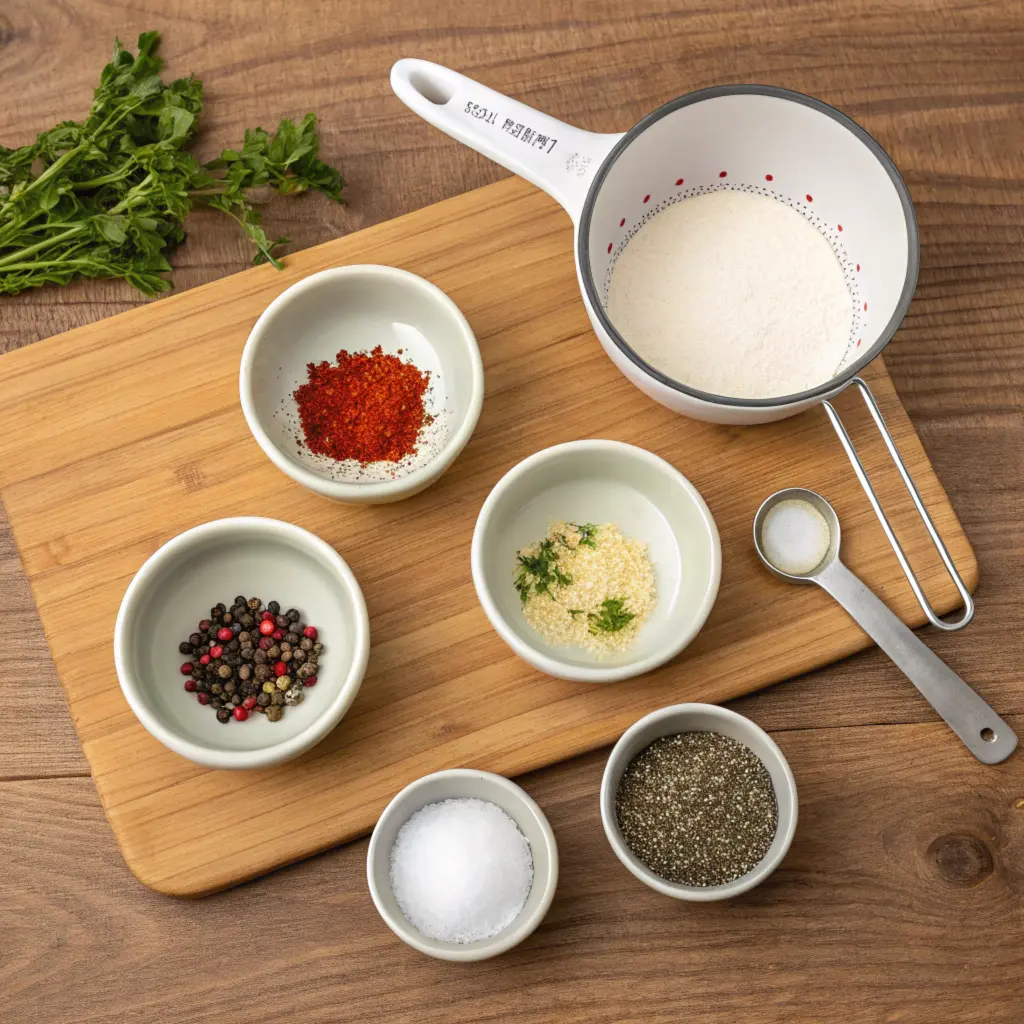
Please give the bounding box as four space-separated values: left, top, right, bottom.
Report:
606 191 853 399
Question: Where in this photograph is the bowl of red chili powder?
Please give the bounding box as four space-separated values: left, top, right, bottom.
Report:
240 266 484 503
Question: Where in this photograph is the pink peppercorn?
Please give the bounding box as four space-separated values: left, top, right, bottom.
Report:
273 661 287 677
183 679 197 692
303 675 317 687
259 619 275 636
261 610 275 621
217 627 233 642
197 692 210 705
302 625 318 640
258 636 273 650
272 629 284 641
179 662 194 675
199 654 211 666
233 707 249 721
242 696 257 710
209 645 223 659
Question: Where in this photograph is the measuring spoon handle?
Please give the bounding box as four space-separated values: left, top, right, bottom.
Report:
815 560 1017 764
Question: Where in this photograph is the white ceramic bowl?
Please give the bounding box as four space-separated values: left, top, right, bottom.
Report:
114 517 370 769
239 265 484 503
471 440 721 683
600 703 798 900
367 769 559 961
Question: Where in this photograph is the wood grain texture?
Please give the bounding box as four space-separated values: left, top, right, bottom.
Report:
1 0 1023 1018
0 175 979 896
2 721 1023 1024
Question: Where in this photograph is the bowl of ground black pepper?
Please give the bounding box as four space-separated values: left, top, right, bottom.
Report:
114 517 370 769
240 265 484 503
600 703 798 900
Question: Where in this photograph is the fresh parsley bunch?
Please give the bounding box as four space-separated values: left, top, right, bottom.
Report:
0 31 343 297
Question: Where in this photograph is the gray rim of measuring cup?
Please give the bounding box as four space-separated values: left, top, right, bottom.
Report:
576 83 921 410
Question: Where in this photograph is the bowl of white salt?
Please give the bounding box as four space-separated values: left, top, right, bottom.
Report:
366 769 559 961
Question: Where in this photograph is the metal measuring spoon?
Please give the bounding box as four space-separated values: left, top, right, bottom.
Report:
753 488 1017 764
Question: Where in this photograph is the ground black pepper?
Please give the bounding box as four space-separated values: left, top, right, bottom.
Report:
616 732 778 887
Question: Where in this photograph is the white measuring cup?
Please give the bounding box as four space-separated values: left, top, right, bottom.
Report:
391 59 917 427
392 60 975 634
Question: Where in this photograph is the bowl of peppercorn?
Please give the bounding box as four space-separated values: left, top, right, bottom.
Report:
239 265 484 504
114 517 370 769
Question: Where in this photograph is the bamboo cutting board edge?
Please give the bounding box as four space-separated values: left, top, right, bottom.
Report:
0 176 978 896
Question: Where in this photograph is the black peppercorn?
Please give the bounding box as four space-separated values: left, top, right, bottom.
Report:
247 597 262 612
255 664 272 682
216 708 231 724
241 614 254 628
233 595 246 608
210 682 223 696
275 614 289 629
266 705 283 722
241 648 255 662
271 691 285 706
267 600 280 615
198 618 211 632
198 645 210 656
292 649 306 664
238 631 251 643
284 632 299 645
230 622 242 635
210 698 224 710
267 645 281 660
313 643 323 654
231 694 242 706
299 637 313 651
217 664 232 680
222 611 233 625
280 642 291 653
280 650 292 663
238 664 251 681
257 692 272 707
223 680 236 695
227 639 240 653
240 681 257 697
179 641 194 655
286 608 300 623
254 649 267 664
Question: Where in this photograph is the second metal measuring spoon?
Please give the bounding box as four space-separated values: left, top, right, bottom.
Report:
753 487 1016 764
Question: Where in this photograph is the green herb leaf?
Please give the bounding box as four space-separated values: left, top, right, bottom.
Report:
514 538 573 603
587 598 635 635
0 31 345 297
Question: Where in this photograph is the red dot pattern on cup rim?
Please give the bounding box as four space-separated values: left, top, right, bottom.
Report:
856 264 861 271
607 243 613 253
719 170 727 178
675 177 684 186
619 217 625 227
643 194 650 203
806 194 813 202
837 224 843 232
864 302 868 311
765 174 773 181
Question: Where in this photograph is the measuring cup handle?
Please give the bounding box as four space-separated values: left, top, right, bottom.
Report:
815 560 1016 764
391 58 622 224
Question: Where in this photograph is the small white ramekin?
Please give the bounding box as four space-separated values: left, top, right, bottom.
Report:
114 517 370 769
471 440 721 683
240 265 484 504
367 769 559 961
600 703 798 900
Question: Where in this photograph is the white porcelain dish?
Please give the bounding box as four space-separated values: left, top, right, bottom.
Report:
240 265 484 503
366 769 559 962
393 60 918 425
114 517 370 769
600 703 798 901
471 440 721 683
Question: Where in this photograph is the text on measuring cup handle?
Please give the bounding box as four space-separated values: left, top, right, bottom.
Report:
464 100 558 153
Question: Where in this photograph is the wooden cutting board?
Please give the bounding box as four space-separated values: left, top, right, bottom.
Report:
0 176 976 897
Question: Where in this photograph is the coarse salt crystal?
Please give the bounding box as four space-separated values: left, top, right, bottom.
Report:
389 797 534 944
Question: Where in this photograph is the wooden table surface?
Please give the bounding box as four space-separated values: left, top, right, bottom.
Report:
1 2 1022 1021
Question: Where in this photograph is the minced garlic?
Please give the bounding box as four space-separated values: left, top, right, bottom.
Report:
514 522 655 655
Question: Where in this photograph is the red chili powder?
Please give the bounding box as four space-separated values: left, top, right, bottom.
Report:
293 345 431 465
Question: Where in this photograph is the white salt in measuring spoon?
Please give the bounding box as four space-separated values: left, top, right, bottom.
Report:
753 488 1017 764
